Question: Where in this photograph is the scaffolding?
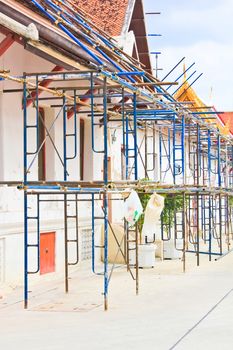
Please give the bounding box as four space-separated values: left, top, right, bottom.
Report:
1 0 233 311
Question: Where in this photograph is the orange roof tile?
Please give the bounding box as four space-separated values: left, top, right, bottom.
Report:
74 0 130 36
217 112 233 136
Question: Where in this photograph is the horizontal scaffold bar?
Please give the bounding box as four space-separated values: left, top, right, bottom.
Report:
127 109 176 115
14 183 233 196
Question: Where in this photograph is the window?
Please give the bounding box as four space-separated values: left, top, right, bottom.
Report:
38 108 46 181
81 228 92 261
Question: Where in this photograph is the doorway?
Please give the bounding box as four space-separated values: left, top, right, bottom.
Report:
40 232 56 275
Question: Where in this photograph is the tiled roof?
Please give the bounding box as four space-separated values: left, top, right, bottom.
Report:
174 82 233 136
174 81 233 137
75 0 130 36
217 112 233 136
1 0 153 74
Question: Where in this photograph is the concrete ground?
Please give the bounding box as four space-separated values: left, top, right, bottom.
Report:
0 252 233 350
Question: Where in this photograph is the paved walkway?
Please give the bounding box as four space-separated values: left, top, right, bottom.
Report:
0 253 233 350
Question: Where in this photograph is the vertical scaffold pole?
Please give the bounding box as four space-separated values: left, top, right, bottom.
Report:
207 130 211 186
159 128 162 182
219 194 223 256
226 195 230 252
208 195 212 262
145 122 148 178
172 117 176 185
133 93 138 180
133 93 139 295
103 77 109 310
121 87 125 179
136 223 139 295
182 192 186 273
172 115 185 184
64 193 69 293
63 92 69 293
125 114 129 179
217 135 221 187
63 91 67 182
181 116 185 184
23 75 28 309
196 124 200 266
217 135 223 255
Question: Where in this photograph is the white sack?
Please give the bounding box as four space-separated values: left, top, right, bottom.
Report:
142 193 165 239
123 190 143 226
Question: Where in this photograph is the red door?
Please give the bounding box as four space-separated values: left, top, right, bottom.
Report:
40 232 56 275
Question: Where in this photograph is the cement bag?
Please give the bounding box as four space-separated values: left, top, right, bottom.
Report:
123 190 143 227
142 193 165 239
101 223 134 264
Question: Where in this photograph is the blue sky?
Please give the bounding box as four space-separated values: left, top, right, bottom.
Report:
144 0 233 111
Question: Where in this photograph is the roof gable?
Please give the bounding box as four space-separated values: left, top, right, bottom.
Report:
129 0 152 73
175 81 233 137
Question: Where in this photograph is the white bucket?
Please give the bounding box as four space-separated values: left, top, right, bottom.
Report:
163 239 183 259
129 244 156 268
